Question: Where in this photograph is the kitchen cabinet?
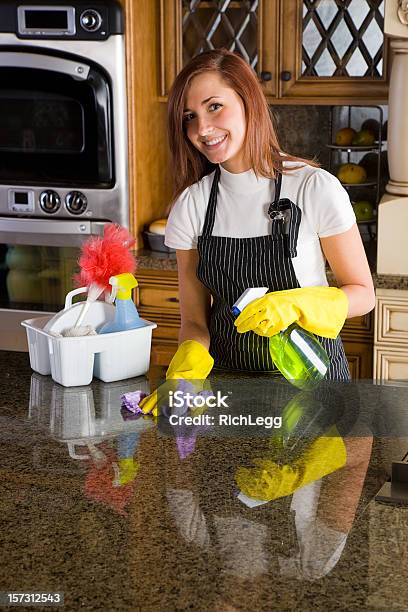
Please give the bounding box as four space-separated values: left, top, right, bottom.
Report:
160 0 390 104
137 268 374 377
136 269 180 365
119 0 173 247
374 288 408 384
341 311 374 380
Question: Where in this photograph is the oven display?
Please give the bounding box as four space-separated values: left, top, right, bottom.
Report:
18 7 76 35
14 192 28 205
25 10 69 30
0 95 84 154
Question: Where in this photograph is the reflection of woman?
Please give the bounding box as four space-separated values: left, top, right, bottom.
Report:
164 434 373 608
128 386 374 609
141 50 374 415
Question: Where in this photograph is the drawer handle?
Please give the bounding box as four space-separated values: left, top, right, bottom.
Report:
166 296 179 303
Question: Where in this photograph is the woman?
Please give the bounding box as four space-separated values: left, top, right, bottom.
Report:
141 49 374 413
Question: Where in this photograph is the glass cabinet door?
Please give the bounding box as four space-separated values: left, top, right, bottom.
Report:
160 0 389 102
160 0 279 97
280 0 388 102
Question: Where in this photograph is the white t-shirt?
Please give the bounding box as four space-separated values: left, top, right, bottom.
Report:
164 161 356 287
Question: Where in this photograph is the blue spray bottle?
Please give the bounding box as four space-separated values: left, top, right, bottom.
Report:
99 272 146 333
232 288 330 390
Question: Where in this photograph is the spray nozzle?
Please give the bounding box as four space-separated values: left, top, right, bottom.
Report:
109 273 138 301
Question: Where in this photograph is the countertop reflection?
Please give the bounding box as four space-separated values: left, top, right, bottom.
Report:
1 351 408 611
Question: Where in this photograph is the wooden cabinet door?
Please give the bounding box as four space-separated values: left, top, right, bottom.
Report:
119 0 174 245
279 0 389 104
374 348 408 384
136 270 180 366
342 339 374 380
160 0 280 98
374 290 408 384
341 312 374 380
375 292 408 345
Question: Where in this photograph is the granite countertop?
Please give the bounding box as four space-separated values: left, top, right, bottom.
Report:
1 350 408 610
136 248 408 290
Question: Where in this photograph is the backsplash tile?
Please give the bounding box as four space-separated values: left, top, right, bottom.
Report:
271 105 331 169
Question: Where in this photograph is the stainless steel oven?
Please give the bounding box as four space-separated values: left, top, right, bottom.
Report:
0 1 128 350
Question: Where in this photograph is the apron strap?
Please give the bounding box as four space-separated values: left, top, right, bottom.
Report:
273 171 282 203
202 165 221 238
268 171 302 258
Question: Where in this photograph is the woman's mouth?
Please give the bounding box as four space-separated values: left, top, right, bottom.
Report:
203 134 227 150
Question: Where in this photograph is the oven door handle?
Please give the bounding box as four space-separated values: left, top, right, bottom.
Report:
0 52 90 80
0 218 107 247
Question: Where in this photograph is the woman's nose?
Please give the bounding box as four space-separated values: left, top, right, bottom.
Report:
197 115 214 137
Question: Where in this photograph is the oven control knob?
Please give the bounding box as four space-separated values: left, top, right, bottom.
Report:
80 9 102 32
39 190 61 214
65 191 88 215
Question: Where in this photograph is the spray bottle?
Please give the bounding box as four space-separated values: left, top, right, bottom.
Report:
99 272 145 333
232 288 329 390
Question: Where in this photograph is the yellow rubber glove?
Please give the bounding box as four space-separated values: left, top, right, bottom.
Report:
235 425 347 501
139 340 214 416
234 286 348 339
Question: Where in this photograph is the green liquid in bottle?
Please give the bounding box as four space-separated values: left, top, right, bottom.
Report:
269 322 329 390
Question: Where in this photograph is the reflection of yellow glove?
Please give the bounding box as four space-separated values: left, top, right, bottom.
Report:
234 287 348 339
235 426 347 501
114 458 140 487
139 340 214 416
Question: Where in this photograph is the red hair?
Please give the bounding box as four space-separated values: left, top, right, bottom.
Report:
167 49 320 203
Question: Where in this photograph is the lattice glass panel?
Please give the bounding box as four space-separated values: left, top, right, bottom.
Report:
302 0 385 77
182 1 258 70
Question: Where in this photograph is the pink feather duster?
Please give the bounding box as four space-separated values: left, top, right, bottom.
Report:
75 224 136 290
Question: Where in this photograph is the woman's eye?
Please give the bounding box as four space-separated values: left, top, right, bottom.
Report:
209 102 222 112
183 103 221 123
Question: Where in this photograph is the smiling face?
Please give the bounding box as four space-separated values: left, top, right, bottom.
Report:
183 71 248 173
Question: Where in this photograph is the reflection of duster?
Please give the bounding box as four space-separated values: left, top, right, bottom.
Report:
84 444 139 516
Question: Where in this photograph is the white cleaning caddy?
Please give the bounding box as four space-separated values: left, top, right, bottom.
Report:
22 288 157 387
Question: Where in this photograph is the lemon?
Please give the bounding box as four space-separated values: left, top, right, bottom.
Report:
335 127 357 146
361 119 380 139
351 129 376 146
336 163 367 184
352 200 374 222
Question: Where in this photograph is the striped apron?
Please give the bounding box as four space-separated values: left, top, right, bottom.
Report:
196 165 350 381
